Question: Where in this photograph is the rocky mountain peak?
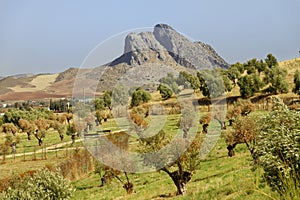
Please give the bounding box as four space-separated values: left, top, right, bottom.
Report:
110 24 229 69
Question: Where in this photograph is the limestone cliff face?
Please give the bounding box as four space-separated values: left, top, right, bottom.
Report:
109 31 172 66
110 24 229 69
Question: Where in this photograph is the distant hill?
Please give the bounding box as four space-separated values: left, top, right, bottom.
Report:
1 57 298 101
279 58 300 88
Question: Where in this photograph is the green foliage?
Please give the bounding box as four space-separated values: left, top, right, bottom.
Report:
66 123 77 136
197 70 226 98
157 84 173 100
227 65 241 86
232 54 288 97
94 98 105 110
74 102 90 119
224 116 258 156
0 123 18 135
103 91 112 109
0 168 75 200
18 119 36 140
222 74 233 92
130 87 151 107
265 53 278 68
4 133 21 146
49 98 70 112
244 58 259 75
187 75 201 91
256 60 267 74
52 121 67 141
177 71 191 88
95 110 110 125
237 74 263 98
111 84 129 106
293 69 300 95
95 88 127 111
139 128 202 195
263 66 289 94
3 108 54 126
136 107 202 195
226 99 255 121
254 97 300 198
244 58 267 75
231 62 244 74
0 116 3 126
159 73 179 94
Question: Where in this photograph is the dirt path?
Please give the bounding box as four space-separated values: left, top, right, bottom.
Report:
5 139 84 159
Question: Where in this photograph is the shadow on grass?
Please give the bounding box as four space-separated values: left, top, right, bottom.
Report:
75 186 96 190
192 168 235 182
152 192 177 199
201 155 228 162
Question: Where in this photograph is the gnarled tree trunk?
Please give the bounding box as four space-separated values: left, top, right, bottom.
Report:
27 132 32 140
162 168 192 195
227 143 237 157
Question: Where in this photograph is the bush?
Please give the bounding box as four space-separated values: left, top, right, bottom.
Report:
0 168 75 200
157 84 173 100
254 97 300 199
130 87 151 107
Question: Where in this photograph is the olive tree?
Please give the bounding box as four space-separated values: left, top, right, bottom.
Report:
197 70 226 98
135 108 202 195
18 119 36 140
224 116 258 157
130 87 151 107
157 84 173 100
0 123 18 135
159 73 179 94
52 121 67 141
238 74 263 98
226 99 255 126
139 130 202 195
94 131 134 194
263 66 289 94
34 118 51 146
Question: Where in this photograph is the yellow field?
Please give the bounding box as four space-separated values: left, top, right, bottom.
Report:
8 74 58 92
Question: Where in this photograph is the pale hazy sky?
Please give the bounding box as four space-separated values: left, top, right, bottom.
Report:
0 0 299 76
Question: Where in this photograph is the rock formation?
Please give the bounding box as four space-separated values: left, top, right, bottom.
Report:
109 23 229 70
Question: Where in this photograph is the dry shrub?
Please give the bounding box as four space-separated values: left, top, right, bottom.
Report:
288 104 299 110
0 170 37 193
58 149 94 181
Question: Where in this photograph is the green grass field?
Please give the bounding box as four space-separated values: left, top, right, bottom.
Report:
70 110 280 200
71 137 279 200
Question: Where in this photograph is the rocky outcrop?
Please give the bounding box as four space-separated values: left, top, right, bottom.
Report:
109 31 172 66
110 23 229 69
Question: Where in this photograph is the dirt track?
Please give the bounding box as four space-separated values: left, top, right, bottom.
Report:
5 139 83 159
